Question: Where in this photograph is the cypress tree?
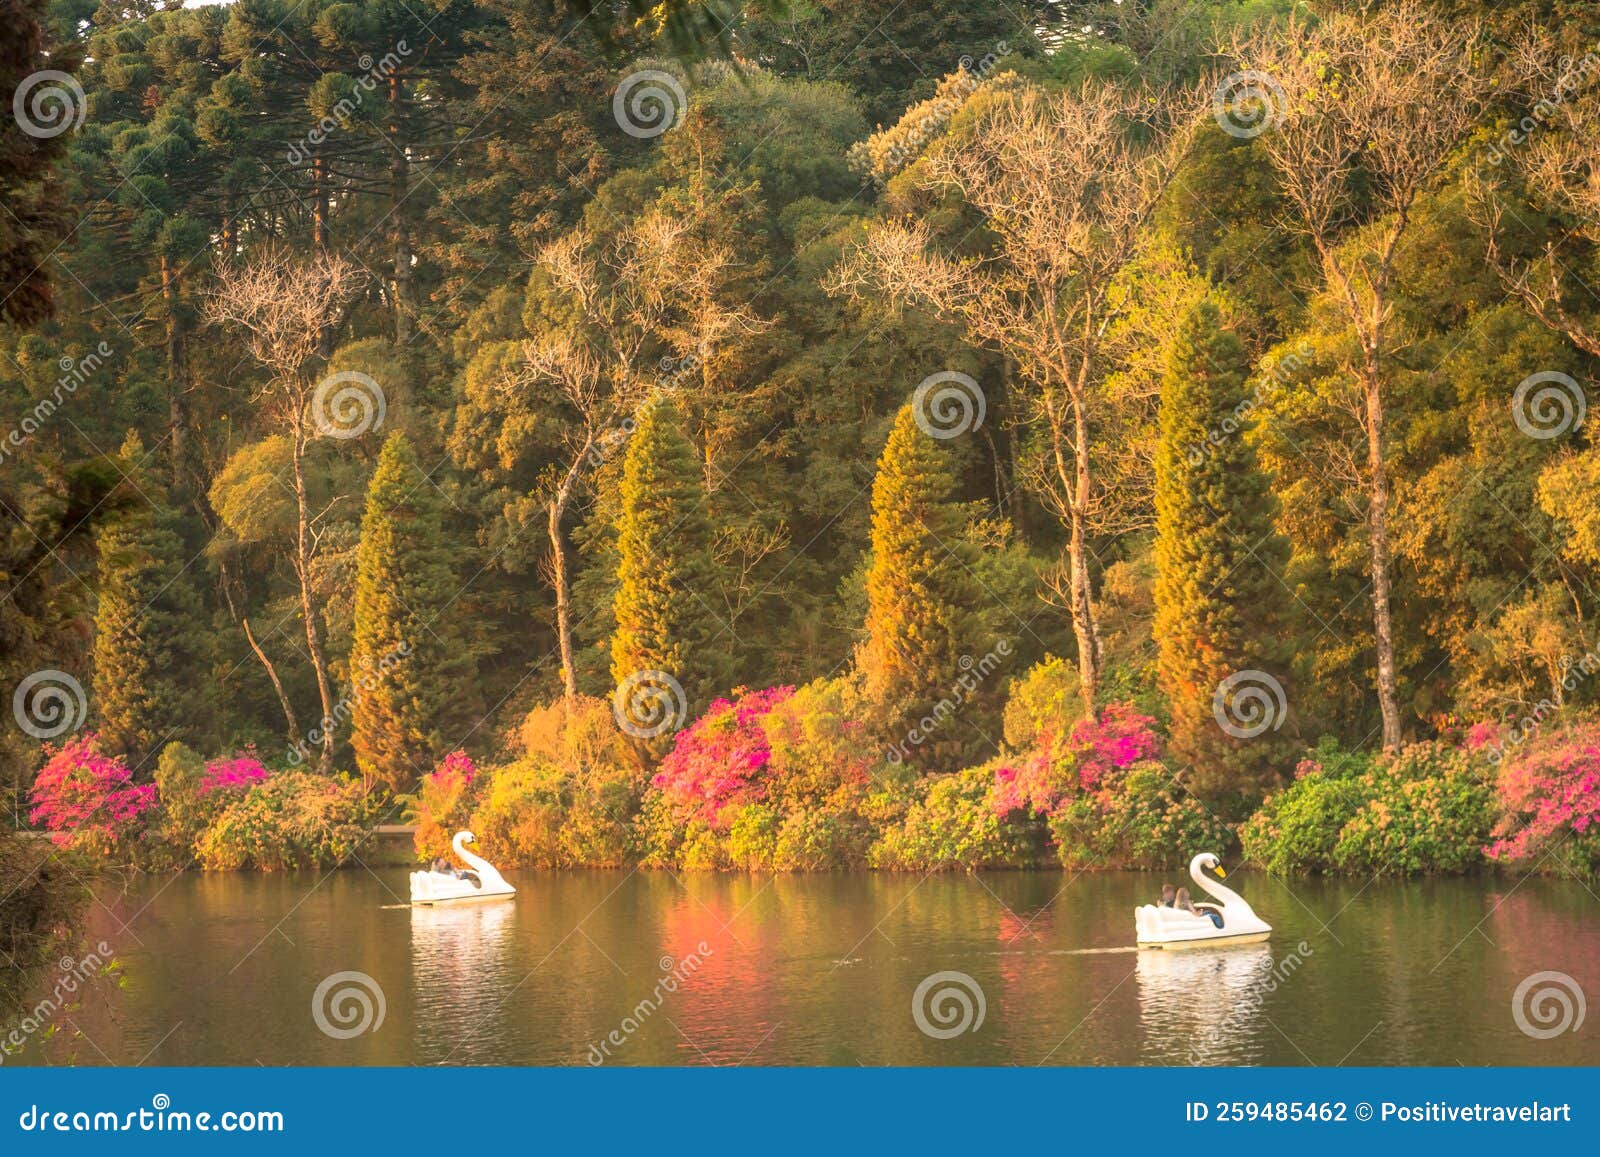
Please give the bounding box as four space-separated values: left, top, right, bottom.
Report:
861 403 986 765
351 431 473 792
610 397 726 734
92 434 210 766
1154 299 1296 815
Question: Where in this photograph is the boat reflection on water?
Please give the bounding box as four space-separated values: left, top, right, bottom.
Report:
410 899 516 1061
1136 944 1277 1065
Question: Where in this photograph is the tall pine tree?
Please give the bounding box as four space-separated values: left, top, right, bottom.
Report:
92 434 211 767
1154 299 1296 816
350 431 473 792
861 403 987 765
610 397 726 732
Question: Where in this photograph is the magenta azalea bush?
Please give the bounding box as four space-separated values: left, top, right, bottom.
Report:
29 733 158 854
199 752 271 796
1487 731 1600 872
991 703 1162 819
651 686 793 830
411 749 481 862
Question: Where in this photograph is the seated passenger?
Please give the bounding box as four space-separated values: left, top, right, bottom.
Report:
1159 884 1176 908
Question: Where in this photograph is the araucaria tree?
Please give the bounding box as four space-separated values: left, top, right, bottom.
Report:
611 397 725 723
350 432 473 793
1153 301 1294 815
92 437 210 767
835 77 1204 714
861 404 984 759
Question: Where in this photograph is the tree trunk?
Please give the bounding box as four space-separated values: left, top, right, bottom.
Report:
1363 366 1402 751
291 421 338 769
159 252 187 490
1045 385 1101 716
389 74 412 345
219 562 301 746
243 616 301 747
547 463 581 703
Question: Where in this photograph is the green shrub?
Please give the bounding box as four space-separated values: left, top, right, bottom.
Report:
1332 745 1496 875
870 765 1040 871
469 758 568 868
196 771 382 871
1050 761 1233 870
1242 740 1495 875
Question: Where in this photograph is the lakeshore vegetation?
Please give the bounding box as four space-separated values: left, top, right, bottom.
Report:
5 0 1600 896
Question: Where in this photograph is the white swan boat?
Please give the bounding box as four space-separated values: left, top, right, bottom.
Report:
409 830 516 906
1135 852 1271 949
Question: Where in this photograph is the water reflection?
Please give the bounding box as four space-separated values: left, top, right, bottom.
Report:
410 900 516 1063
1136 945 1276 1065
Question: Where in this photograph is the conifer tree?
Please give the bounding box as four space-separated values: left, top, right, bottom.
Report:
861 404 986 763
610 397 726 732
350 431 473 792
92 434 210 766
1154 300 1295 815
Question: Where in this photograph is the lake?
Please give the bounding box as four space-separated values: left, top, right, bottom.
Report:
6 867 1598 1066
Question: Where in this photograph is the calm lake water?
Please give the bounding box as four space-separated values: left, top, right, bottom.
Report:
8 868 1599 1066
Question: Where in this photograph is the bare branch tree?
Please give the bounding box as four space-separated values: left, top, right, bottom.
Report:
831 77 1207 713
207 249 370 769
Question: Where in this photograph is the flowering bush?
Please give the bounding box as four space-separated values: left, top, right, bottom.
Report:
195 771 381 870
643 680 886 869
199 752 271 796
468 758 567 868
1486 728 1600 875
991 702 1162 819
410 749 479 863
651 686 793 829
1050 761 1231 871
28 734 157 856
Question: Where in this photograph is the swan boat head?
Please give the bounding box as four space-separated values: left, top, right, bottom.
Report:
409 830 516 906
1134 851 1271 949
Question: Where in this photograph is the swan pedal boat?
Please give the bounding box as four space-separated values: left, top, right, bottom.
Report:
1135 852 1271 949
409 831 516 906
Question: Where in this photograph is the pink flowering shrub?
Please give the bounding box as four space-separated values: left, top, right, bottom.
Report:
643 679 888 869
1487 731 1600 871
28 734 158 855
199 752 271 796
651 686 793 830
991 703 1162 819
411 749 481 862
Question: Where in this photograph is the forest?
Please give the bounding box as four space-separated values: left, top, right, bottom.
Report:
4 0 1600 915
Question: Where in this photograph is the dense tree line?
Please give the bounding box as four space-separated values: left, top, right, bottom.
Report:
6 0 1600 838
